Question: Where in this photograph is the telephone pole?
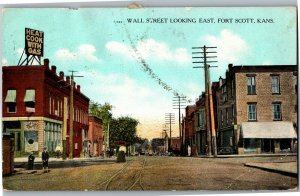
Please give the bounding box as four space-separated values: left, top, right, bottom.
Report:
192 45 218 157
172 96 186 154
69 71 83 159
165 113 175 152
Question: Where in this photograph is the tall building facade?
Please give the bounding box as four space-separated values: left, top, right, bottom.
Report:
217 64 297 154
2 59 89 157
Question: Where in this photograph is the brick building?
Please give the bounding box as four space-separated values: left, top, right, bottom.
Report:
88 115 103 157
217 64 297 154
2 59 89 157
192 83 219 156
182 105 196 155
194 93 206 155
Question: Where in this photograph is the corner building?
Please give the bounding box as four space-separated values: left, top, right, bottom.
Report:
2 59 89 157
217 64 297 154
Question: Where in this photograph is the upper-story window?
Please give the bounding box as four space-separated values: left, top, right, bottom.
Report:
248 103 257 121
5 89 17 113
272 103 282 121
271 75 280 94
226 108 229 124
198 109 205 129
247 76 256 95
24 89 35 112
231 80 234 97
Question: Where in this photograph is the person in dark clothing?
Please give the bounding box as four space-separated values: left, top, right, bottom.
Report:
28 151 35 170
42 147 49 172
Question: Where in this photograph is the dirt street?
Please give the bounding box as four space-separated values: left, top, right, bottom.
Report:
3 155 298 191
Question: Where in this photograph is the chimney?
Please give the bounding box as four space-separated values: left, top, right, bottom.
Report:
77 85 81 92
44 59 49 68
228 64 233 70
51 65 56 74
219 76 223 86
66 76 70 84
73 82 76 88
59 71 64 79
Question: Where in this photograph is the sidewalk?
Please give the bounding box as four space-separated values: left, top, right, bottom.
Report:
14 156 116 163
198 153 297 158
244 161 298 177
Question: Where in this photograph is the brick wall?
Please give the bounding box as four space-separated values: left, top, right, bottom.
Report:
235 71 297 124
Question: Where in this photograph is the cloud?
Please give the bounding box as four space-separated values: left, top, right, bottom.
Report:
78 70 166 116
106 39 191 65
2 58 8 66
202 29 249 64
55 44 101 63
262 60 273 65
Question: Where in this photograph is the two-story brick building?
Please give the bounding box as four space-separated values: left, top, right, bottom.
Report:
2 59 89 157
88 115 103 157
217 64 297 154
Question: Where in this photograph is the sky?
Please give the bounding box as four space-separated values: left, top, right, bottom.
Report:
1 7 297 139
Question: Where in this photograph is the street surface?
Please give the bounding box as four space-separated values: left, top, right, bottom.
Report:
3 155 298 191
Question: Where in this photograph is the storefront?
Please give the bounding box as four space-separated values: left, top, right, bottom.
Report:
239 121 297 154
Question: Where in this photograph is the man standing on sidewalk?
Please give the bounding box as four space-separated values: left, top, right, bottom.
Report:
42 147 49 173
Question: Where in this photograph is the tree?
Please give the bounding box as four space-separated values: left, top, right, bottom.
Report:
89 101 113 153
109 116 139 148
89 101 113 133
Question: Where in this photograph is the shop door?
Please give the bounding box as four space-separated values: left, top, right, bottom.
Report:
262 139 274 153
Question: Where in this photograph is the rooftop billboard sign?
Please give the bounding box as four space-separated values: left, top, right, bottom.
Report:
25 28 44 57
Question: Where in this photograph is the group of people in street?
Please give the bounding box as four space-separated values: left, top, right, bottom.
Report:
28 147 49 172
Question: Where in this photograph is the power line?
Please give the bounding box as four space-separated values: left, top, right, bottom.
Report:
165 113 175 152
192 45 218 158
68 70 83 159
172 95 187 154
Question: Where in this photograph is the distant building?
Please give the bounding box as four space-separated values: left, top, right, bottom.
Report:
182 105 196 155
151 138 165 154
216 64 297 154
192 83 219 156
88 115 103 157
2 59 89 157
170 137 181 153
194 93 206 155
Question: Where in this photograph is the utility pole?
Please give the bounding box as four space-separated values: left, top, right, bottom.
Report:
63 97 68 160
172 96 186 154
162 124 168 153
165 113 175 152
69 71 83 159
192 45 218 157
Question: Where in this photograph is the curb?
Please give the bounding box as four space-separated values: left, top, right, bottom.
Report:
244 163 298 177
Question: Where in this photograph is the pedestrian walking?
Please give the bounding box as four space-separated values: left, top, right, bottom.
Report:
187 145 191 157
28 151 35 170
42 147 49 173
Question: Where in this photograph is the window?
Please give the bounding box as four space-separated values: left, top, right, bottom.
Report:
271 76 280 94
248 103 257 121
7 103 17 113
247 76 256 95
5 90 17 113
231 80 234 97
221 110 223 124
272 103 281 120
226 108 229 124
24 89 35 112
232 104 235 118
49 95 52 114
198 109 205 129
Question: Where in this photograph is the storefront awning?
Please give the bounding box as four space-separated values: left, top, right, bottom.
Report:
4 90 16 102
24 89 35 102
241 121 297 139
